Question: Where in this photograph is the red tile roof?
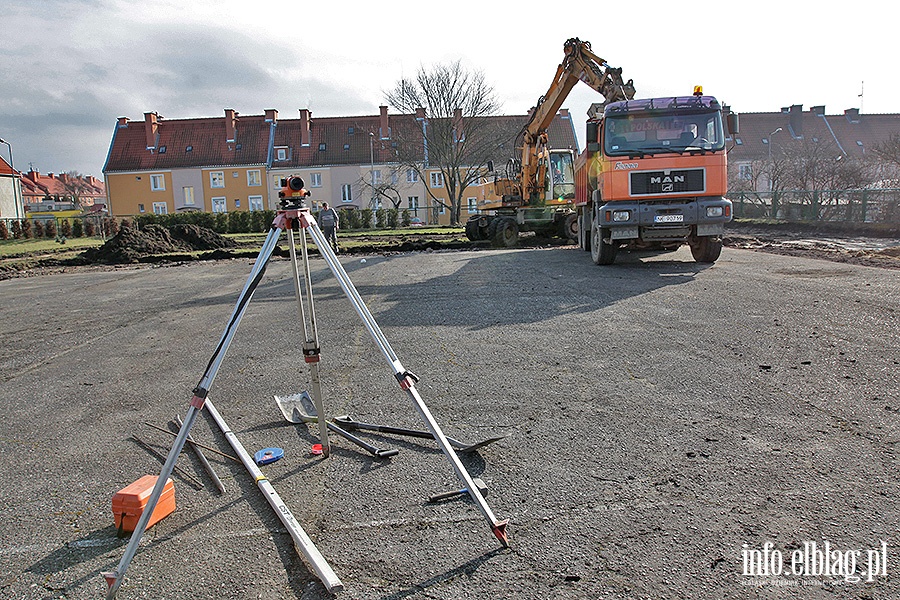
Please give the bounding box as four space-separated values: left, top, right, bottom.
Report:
105 108 579 174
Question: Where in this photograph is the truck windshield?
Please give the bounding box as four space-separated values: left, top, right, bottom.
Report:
604 110 725 156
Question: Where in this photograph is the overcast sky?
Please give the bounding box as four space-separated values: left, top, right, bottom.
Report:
1 0 895 178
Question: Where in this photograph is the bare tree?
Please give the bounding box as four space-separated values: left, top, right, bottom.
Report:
385 61 502 225
61 171 94 208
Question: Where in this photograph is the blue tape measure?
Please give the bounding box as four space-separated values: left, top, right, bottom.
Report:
254 447 284 465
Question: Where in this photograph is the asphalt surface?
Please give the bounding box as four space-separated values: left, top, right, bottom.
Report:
1 243 898 599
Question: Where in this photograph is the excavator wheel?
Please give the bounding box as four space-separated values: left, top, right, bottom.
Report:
465 216 487 241
492 217 519 248
558 213 578 242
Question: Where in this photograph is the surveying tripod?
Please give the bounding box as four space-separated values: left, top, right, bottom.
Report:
104 195 509 598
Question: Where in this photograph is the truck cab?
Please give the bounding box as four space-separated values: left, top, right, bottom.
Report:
575 93 737 264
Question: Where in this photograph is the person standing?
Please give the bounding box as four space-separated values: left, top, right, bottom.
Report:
318 202 340 253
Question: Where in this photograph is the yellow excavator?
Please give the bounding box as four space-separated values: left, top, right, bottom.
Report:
465 38 635 246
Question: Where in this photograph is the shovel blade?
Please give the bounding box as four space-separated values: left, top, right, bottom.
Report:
274 391 317 423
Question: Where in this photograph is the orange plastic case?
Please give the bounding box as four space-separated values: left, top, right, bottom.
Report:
112 475 176 533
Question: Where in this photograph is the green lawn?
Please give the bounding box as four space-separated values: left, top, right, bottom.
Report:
0 236 103 258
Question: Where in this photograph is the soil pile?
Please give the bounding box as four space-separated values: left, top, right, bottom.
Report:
81 224 236 264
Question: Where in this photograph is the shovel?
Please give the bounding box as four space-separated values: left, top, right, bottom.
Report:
274 392 399 459
332 415 508 454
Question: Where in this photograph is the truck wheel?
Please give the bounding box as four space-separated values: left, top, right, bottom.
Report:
578 212 592 251
590 223 617 265
558 213 578 242
493 217 519 247
690 235 723 263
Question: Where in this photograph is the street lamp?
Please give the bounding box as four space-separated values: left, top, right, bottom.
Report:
0 137 22 219
369 132 375 209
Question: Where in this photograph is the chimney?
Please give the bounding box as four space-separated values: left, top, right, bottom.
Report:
379 105 390 139
559 108 570 119
299 109 311 146
117 116 128 128
789 104 803 137
453 108 463 143
811 105 825 116
415 107 426 121
144 112 159 149
845 108 860 123
225 108 237 142
264 108 278 122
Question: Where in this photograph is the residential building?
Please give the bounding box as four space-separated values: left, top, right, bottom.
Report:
723 104 900 191
103 106 579 225
0 155 23 219
20 170 106 209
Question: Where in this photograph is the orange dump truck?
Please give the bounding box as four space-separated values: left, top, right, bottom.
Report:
575 90 739 264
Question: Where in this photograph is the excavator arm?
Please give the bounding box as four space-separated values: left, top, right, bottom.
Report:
515 38 635 202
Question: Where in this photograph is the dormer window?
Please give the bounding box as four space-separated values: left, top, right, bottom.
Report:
319 143 326 151
186 145 193 152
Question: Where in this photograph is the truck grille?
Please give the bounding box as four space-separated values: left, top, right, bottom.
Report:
630 169 705 196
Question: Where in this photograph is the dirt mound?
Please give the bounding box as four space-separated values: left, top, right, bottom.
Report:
81 224 236 264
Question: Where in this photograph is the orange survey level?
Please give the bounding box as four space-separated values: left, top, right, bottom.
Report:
112 475 176 534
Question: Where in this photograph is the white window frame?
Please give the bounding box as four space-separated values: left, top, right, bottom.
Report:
430 171 444 188
212 197 227 213
341 184 352 203
406 169 418 183
467 197 478 213
249 195 263 211
738 164 753 181
275 147 288 161
372 169 382 185
247 170 262 186
150 174 165 191
152 201 168 215
408 196 419 214
210 171 225 188
183 186 195 206
310 172 322 187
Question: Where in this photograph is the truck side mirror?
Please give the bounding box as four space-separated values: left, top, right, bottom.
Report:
727 113 740 136
585 122 600 153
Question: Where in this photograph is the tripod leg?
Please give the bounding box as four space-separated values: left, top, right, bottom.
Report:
300 216 510 547
287 228 331 456
104 226 285 598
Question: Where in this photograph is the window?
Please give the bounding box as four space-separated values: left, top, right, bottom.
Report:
138 203 145 213
275 147 288 161
247 170 261 186
212 197 227 213
152 202 168 215
249 195 264 211
391 171 398 185
348 126 355 135
235 199 241 208
372 169 382 185
408 196 419 215
272 175 282 188
319 143 327 151
738 164 753 181
210 171 225 188
430 172 444 188
158 146 166 154
406 169 418 183
343 143 350 151
186 145 193 153
341 184 352 203
150 174 165 191
183 186 195 205
467 197 478 213
232 171 239 178
310 172 322 187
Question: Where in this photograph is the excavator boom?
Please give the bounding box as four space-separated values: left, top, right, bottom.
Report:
515 38 635 202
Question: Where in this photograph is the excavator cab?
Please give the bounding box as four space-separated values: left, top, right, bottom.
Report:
546 149 576 203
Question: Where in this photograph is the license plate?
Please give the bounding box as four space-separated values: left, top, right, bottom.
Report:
654 214 684 223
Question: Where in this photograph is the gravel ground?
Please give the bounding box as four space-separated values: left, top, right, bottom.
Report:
0 242 898 599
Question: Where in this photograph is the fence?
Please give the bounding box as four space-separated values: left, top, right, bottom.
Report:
731 188 900 223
